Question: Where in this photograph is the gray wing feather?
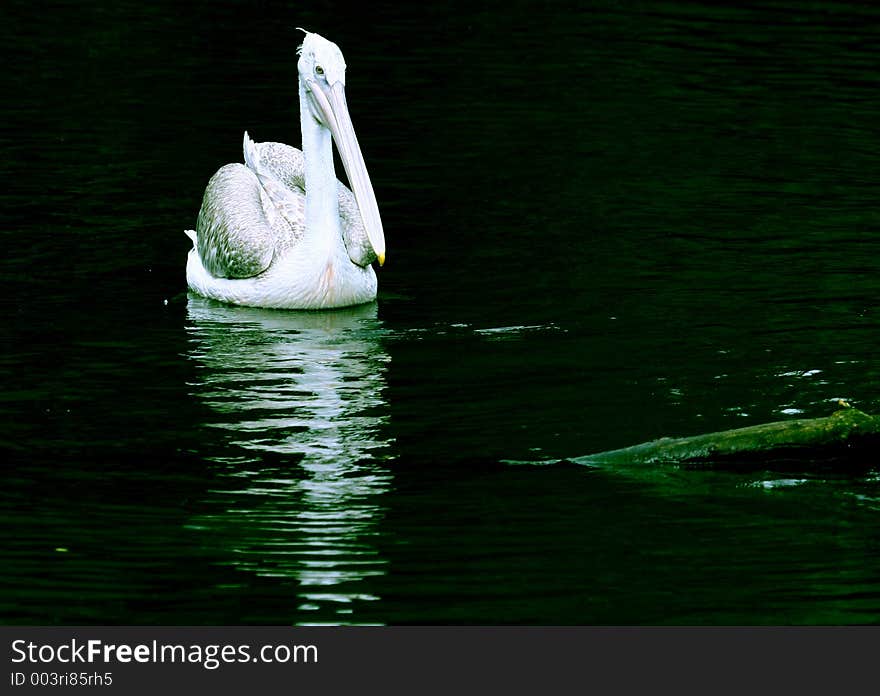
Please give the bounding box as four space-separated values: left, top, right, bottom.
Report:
337 183 376 267
196 163 291 279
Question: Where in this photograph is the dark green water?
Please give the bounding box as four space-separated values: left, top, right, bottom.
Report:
3 0 880 624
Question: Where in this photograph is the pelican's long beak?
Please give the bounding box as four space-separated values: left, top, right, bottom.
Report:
306 79 386 266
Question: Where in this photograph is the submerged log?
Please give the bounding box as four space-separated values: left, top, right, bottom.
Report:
577 407 880 469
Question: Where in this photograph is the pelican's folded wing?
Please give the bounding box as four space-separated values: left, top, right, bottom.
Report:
196 164 281 279
337 181 377 267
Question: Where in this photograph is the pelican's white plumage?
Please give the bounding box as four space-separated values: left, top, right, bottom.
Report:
186 31 385 309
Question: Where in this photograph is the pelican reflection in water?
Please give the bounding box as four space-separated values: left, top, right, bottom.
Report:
184 296 391 623
186 30 386 309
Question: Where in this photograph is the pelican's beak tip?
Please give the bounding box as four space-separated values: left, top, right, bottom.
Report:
377 252 386 267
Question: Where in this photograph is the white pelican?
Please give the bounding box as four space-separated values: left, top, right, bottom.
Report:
185 31 385 309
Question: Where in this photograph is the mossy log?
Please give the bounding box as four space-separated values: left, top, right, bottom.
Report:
577 408 880 469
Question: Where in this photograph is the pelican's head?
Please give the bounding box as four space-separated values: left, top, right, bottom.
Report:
297 30 385 266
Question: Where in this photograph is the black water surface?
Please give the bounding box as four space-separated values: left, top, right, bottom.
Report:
3 0 880 624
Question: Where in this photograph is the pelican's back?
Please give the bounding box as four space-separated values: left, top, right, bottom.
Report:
243 135 377 268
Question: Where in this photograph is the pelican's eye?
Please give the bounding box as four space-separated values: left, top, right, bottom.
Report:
315 65 324 76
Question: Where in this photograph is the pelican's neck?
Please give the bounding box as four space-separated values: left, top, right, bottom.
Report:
299 79 341 257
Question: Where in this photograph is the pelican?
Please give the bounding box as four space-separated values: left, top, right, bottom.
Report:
185 31 385 309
